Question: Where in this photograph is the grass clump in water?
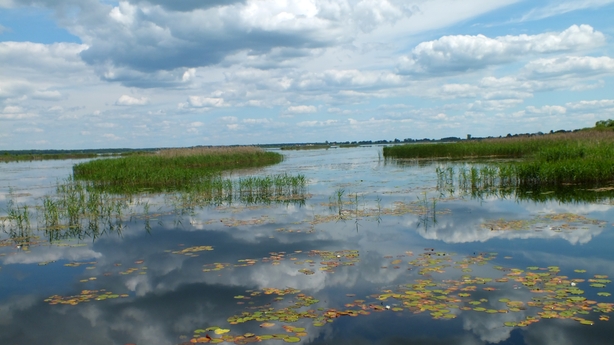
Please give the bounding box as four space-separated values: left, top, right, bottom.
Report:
73 147 283 191
386 129 614 187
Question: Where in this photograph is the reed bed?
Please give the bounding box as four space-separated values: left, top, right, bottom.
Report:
1 173 308 242
73 146 283 191
436 165 614 203
388 130 614 187
1 153 101 162
170 173 308 210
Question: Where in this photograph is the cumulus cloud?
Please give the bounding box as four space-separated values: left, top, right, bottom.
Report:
566 99 614 110
526 105 567 114
397 25 605 74
287 105 317 114
186 96 226 108
75 0 351 76
523 55 614 78
354 0 409 33
0 41 88 73
115 94 149 105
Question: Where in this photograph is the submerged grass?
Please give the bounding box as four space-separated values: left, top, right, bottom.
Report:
386 130 614 187
436 164 614 203
1 172 308 242
73 146 283 192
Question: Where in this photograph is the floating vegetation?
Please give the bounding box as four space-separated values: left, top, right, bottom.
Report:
201 250 360 275
482 213 605 231
180 249 613 344
171 245 214 256
45 289 129 305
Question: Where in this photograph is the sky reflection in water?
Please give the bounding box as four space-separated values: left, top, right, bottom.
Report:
1 147 614 345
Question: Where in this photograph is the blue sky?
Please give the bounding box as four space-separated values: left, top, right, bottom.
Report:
1 0 613 149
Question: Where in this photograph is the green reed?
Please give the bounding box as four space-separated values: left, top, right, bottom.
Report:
1 192 33 236
436 164 614 203
73 147 283 192
168 173 308 212
388 130 614 187
2 172 308 243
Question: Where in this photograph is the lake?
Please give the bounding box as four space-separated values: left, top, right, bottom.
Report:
1 146 614 345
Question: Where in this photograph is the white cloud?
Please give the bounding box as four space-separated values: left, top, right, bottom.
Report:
520 0 614 21
0 42 88 73
2 105 22 113
287 105 317 114
526 105 567 114
115 94 150 106
220 116 238 122
566 99 614 110
297 119 338 127
14 127 43 133
103 133 121 140
242 118 272 124
524 55 614 78
297 120 319 127
354 0 407 33
187 96 226 108
469 99 524 111
398 25 605 74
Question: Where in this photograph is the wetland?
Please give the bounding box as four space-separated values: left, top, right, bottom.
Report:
1 143 614 345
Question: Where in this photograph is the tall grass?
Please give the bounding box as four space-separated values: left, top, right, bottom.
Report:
388 131 614 187
1 172 308 242
73 146 283 191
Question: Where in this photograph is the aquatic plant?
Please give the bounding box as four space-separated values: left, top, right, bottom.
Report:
388 131 614 189
73 146 283 192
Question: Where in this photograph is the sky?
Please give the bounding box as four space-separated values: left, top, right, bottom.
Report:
1 0 613 150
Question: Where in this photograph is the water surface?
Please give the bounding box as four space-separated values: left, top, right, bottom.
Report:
1 147 613 345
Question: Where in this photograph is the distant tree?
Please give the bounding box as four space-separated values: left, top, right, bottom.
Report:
596 119 614 128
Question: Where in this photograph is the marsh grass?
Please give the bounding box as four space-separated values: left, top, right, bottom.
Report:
170 173 308 212
73 146 283 192
436 164 614 203
2 172 308 242
1 153 100 162
388 130 614 187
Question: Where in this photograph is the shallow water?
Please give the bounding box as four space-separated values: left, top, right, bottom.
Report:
1 147 614 345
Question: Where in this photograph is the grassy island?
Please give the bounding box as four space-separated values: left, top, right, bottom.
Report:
384 126 614 187
73 147 283 191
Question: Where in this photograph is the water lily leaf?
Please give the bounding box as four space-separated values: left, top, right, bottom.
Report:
214 328 230 335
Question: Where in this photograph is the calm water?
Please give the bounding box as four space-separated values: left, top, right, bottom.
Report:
1 147 614 345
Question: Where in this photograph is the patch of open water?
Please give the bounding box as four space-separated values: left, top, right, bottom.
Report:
1 147 613 345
